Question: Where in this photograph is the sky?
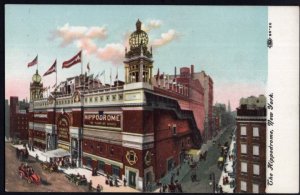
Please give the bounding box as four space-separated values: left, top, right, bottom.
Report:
5 5 268 110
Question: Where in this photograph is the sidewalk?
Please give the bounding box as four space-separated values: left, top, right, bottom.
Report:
217 127 236 193
26 145 139 192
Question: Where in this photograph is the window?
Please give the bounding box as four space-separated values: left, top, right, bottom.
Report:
106 95 110 101
241 181 247 192
253 127 259 137
85 98 87 103
241 162 247 173
85 157 92 168
241 126 246 136
89 97 93 102
172 124 177 135
110 147 114 155
253 145 259 156
252 184 259 193
112 165 120 178
241 144 247 154
253 164 260 175
118 94 123 100
129 152 135 161
100 96 103 102
98 161 105 172
95 97 98 102
112 95 116 101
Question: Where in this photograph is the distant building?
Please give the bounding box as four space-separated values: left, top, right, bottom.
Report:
213 103 226 131
235 95 266 193
5 99 10 139
9 96 29 141
194 71 214 140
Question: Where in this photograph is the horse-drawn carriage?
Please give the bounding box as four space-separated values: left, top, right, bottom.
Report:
18 164 40 185
65 173 88 186
16 147 29 162
199 151 207 161
40 162 58 173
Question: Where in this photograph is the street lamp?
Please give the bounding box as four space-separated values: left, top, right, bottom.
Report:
209 172 216 193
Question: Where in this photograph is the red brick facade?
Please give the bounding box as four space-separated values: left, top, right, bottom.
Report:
236 105 266 193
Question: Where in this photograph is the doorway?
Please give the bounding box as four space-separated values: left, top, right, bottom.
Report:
129 171 136 187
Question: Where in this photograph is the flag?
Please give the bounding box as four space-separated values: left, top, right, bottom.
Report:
27 55 38 67
160 72 164 79
100 70 105 76
87 62 90 72
156 68 160 81
115 68 118 80
95 73 99 79
43 60 56 76
62 50 81 68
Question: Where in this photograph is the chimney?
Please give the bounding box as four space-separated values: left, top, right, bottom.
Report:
191 64 194 79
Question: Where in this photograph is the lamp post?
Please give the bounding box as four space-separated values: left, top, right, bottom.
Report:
209 172 216 193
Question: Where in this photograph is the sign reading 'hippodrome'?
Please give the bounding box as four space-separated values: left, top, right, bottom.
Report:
84 113 121 128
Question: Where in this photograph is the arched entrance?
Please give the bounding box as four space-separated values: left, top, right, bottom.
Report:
57 114 70 151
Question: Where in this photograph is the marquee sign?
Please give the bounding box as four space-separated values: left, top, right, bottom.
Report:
84 112 121 128
57 116 70 142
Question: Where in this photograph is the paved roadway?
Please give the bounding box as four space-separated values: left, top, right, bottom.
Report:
180 125 235 193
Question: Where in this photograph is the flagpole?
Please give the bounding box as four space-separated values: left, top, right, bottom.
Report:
116 66 119 89
37 54 38 73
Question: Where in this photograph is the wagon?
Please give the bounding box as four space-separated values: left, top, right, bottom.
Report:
217 156 224 168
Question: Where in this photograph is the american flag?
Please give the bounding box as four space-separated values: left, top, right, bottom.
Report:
27 55 38 67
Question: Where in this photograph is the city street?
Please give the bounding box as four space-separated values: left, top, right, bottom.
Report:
180 125 235 193
5 143 89 192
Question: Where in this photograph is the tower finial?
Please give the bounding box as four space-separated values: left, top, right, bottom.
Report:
136 19 142 31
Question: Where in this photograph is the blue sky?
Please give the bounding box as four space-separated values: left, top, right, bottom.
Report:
5 5 268 109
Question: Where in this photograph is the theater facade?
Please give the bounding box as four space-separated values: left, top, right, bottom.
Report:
28 20 206 191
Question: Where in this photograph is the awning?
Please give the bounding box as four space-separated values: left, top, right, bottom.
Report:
186 149 201 156
41 148 70 158
11 144 26 150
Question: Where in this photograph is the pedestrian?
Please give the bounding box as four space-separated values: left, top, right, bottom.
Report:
163 184 167 192
114 178 119 187
96 184 101 192
123 178 127 186
219 185 223 193
176 182 183 193
35 154 39 162
88 180 93 191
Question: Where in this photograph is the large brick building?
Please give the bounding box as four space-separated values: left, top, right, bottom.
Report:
28 20 207 191
9 96 29 141
235 95 266 193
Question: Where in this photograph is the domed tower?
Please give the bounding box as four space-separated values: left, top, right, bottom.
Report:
124 19 153 84
30 69 43 101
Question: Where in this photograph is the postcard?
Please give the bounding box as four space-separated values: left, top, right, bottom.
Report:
5 5 299 193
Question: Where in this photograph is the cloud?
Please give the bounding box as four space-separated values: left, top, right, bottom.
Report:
142 19 162 32
97 43 124 65
151 29 178 47
54 23 107 47
52 21 178 65
76 38 98 55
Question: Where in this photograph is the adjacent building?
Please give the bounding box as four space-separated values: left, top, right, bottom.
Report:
9 96 29 141
5 99 10 139
28 20 208 191
194 71 214 140
235 95 266 193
